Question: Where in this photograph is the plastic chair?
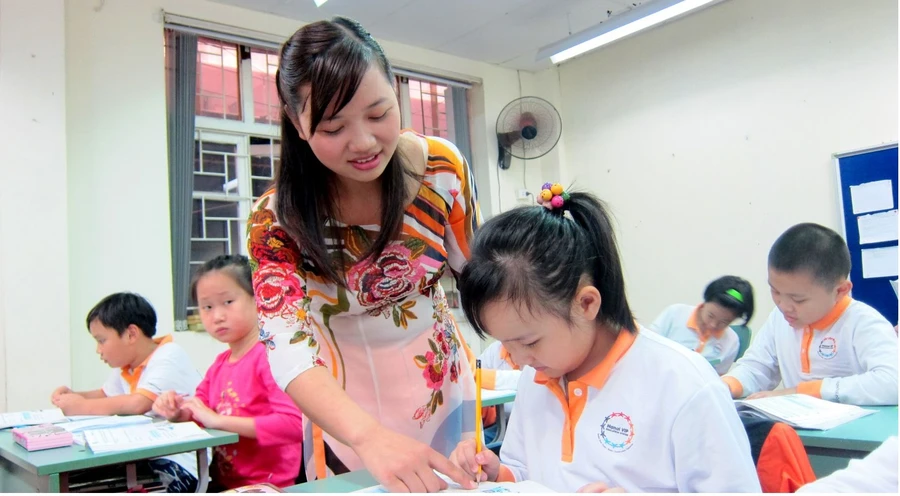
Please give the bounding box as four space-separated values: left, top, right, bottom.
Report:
731 324 752 361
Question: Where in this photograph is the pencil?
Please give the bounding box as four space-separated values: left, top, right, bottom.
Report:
475 359 483 481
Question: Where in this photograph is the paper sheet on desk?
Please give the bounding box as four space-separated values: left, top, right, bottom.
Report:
850 180 895 215
84 421 210 453
59 415 152 433
0 409 66 429
735 394 875 430
355 472 554 493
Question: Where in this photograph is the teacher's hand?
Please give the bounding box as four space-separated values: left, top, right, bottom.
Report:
353 424 477 493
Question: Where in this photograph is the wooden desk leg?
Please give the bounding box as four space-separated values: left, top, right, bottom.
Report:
195 448 210 493
59 472 69 492
126 462 138 490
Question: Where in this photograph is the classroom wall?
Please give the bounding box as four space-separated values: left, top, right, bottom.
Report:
554 0 898 332
0 0 72 410
62 0 560 393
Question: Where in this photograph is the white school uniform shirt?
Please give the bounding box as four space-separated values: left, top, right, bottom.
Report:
650 303 740 374
479 341 522 416
724 297 898 406
797 436 898 493
497 325 760 493
101 335 204 478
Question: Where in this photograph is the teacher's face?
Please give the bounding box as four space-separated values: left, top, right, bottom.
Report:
294 64 401 186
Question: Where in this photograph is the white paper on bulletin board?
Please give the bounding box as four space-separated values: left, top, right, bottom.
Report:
850 180 895 214
857 210 899 245
861 246 899 279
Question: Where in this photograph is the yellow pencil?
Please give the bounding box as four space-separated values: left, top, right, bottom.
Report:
475 359 483 481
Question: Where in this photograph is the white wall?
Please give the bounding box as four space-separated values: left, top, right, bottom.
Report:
0 0 71 410
555 0 898 331
63 0 555 392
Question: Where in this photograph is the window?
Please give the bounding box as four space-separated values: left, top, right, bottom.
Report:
166 31 281 329
396 77 454 139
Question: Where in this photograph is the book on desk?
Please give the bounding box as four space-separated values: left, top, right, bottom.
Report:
735 394 875 430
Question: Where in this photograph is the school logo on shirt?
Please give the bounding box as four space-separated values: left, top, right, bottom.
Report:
817 337 837 359
598 412 634 452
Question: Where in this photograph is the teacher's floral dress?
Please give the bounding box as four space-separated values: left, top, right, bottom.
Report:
247 132 481 481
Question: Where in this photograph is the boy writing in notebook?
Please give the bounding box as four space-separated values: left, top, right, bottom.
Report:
50 292 203 492
723 223 898 406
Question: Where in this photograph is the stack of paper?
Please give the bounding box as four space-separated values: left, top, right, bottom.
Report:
0 409 66 430
12 424 74 451
84 421 211 454
60 415 154 446
60 415 153 434
735 394 875 430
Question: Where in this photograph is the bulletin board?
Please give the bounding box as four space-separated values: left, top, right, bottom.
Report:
834 143 898 326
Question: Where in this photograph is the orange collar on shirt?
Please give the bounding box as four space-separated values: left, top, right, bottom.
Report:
120 335 173 394
533 327 637 390
532 328 637 462
499 345 520 371
687 305 726 351
800 296 852 374
810 295 852 331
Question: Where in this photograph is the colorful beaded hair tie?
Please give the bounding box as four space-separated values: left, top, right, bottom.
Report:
537 182 570 211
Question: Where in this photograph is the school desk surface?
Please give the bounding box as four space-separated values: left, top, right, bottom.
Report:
795 405 897 477
481 389 516 407
0 427 237 492
286 470 379 493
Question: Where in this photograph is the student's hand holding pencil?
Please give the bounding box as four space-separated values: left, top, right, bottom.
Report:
449 438 500 483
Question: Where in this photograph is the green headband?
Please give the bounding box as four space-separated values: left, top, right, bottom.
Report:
726 289 744 303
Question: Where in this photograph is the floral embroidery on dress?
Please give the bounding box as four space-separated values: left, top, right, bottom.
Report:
412 285 462 427
250 198 321 367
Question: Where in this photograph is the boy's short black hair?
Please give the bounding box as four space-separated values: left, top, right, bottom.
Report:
768 223 851 287
85 292 157 338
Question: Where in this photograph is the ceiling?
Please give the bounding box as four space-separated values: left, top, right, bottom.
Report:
208 0 661 71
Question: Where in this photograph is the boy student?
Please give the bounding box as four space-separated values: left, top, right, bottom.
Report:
723 223 898 406
51 292 203 492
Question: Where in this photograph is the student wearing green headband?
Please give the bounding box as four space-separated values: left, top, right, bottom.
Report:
651 276 755 375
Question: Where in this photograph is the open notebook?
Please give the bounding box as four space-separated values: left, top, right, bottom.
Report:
84 421 211 454
735 394 875 430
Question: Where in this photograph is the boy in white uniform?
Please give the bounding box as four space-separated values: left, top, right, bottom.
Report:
723 223 898 406
450 188 760 492
652 275 754 375
51 292 203 492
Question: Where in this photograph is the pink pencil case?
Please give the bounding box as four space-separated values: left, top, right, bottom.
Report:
12 423 73 451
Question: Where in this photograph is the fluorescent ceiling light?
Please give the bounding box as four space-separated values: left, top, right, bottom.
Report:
315 0 329 6
538 0 724 65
